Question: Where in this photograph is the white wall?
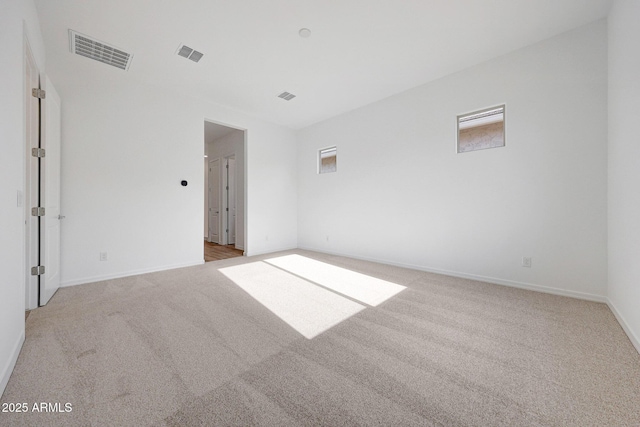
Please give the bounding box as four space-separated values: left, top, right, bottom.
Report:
0 0 46 397
608 0 640 352
205 128 246 250
50 74 296 286
246 124 298 255
297 21 608 301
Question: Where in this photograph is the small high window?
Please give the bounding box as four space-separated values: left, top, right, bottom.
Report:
457 105 505 153
319 147 337 174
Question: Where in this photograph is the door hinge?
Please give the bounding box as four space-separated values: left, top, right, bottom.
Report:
31 265 45 276
31 147 46 158
31 207 45 216
226 164 229 169
226 186 229 190
32 88 46 99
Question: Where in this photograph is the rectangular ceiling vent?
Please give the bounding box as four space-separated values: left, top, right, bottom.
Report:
177 45 204 63
69 30 133 70
278 91 296 101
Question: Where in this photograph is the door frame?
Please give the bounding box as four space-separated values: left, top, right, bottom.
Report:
222 154 236 246
203 119 246 253
207 158 221 244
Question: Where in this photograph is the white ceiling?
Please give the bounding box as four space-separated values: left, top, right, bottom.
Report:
35 0 612 129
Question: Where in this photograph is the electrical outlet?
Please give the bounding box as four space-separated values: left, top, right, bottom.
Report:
522 257 532 268
100 252 108 261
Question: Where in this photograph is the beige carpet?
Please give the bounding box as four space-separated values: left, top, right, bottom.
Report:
2 249 639 426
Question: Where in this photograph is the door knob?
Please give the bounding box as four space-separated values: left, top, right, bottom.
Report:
58 215 66 220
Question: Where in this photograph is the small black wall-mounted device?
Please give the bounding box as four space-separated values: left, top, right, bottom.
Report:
181 180 188 186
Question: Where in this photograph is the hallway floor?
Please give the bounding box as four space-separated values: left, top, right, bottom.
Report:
204 240 243 262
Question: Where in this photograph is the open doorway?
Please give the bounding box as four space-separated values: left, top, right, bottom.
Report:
24 34 63 311
204 121 245 262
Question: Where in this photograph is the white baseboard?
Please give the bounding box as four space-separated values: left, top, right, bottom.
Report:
297 246 607 303
60 260 205 288
607 299 640 355
1 331 24 398
244 245 297 258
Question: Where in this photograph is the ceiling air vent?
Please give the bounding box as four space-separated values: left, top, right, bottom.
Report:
177 44 204 63
278 91 296 101
69 30 133 70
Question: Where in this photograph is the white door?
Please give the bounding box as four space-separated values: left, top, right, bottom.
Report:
227 157 236 245
25 40 39 309
39 75 62 306
208 159 220 243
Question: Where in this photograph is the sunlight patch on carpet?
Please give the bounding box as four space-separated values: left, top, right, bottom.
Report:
265 254 406 306
219 261 365 339
220 255 406 339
